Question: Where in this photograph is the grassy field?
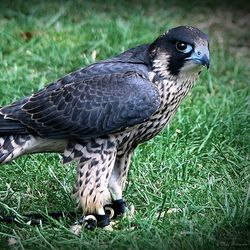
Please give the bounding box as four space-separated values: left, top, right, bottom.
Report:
0 0 249 249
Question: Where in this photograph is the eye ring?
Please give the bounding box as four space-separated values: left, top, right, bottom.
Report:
176 42 193 53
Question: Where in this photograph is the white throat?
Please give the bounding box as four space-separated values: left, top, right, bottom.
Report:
152 55 202 87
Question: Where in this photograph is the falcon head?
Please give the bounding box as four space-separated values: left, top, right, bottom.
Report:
148 26 210 79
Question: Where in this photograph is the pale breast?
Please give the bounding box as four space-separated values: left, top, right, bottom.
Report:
116 73 197 155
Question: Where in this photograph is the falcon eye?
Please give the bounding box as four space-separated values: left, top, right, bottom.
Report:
175 42 192 53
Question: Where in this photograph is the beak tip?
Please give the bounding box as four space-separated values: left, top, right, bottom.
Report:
187 51 210 70
201 55 210 69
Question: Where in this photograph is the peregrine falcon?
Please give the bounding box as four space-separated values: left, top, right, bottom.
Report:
0 26 210 230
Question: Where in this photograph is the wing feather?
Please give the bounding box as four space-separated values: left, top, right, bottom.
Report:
1 65 160 139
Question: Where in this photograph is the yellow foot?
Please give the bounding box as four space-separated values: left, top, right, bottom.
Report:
103 224 113 231
70 224 82 235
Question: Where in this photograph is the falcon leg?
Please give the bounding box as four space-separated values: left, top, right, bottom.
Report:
107 150 133 218
70 139 117 230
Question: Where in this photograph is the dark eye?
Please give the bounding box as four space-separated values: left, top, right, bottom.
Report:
176 42 192 53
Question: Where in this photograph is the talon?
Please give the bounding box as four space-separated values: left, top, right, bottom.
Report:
104 199 127 219
103 224 113 231
84 215 97 230
71 215 98 232
104 206 115 219
70 224 82 235
110 221 118 226
85 214 97 222
71 213 111 232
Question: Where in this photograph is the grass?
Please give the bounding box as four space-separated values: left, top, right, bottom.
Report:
0 0 249 249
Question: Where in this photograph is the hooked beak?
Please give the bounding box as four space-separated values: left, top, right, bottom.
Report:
187 46 210 69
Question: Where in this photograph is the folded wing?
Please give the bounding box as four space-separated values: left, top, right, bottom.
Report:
0 71 160 139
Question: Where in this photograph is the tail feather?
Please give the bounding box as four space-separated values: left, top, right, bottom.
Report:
0 134 32 164
0 111 67 164
0 111 34 164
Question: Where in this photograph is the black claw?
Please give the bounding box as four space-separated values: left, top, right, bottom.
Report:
84 218 97 230
85 215 98 230
73 200 125 231
104 199 127 219
76 214 110 230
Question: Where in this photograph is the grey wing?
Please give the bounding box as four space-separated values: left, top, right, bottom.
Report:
0 71 160 139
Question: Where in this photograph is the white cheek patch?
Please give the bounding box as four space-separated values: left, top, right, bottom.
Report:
177 60 202 85
180 60 203 74
152 53 171 79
